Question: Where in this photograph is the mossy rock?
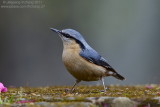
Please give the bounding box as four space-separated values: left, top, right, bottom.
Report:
0 85 160 106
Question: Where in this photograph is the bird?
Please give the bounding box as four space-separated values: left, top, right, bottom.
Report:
50 28 125 92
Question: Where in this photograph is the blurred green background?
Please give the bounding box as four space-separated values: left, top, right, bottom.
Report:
0 0 160 86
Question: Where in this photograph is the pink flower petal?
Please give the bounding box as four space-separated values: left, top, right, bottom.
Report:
0 82 7 92
145 85 153 89
0 82 4 87
1 87 7 92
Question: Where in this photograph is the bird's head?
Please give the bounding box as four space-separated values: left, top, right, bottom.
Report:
51 28 88 49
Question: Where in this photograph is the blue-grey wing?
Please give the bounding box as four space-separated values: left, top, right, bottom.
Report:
80 49 116 72
80 48 125 80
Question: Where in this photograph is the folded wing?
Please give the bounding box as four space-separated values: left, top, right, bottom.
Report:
80 48 125 80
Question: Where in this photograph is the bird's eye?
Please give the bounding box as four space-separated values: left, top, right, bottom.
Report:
63 33 70 38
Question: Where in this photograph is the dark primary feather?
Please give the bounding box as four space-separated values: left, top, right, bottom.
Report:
80 48 125 80
80 48 115 71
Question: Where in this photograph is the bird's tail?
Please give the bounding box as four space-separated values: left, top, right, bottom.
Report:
113 73 125 80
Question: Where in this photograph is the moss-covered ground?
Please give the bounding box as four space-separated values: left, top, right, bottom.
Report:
0 85 160 106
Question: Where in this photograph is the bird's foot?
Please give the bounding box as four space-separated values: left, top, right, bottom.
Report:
64 88 75 93
100 87 108 93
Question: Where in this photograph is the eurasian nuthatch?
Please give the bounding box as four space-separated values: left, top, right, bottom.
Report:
51 28 125 92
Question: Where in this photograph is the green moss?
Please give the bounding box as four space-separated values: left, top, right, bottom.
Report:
0 85 160 105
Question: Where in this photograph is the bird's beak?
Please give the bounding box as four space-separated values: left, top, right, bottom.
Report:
50 28 61 35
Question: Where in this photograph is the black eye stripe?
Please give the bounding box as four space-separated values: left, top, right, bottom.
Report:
61 32 85 49
63 33 70 38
